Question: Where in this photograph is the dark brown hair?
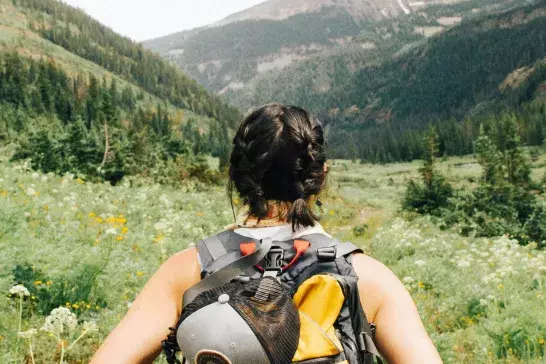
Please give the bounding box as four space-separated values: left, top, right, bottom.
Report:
228 103 327 231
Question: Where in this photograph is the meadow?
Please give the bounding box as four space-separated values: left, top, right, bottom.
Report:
1 146 545 363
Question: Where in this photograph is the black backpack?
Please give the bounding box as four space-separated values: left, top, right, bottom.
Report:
162 230 382 364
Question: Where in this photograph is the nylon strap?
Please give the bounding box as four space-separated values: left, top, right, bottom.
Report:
202 235 227 260
336 242 363 258
182 238 272 308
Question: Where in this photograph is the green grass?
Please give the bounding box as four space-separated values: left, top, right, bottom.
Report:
0 150 545 363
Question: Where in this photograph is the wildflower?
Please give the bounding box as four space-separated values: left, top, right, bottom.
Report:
41 307 77 335
136 271 144 277
26 187 36 196
46 281 52 286
24 211 31 217
34 280 42 286
414 260 426 267
17 328 37 339
115 235 124 241
402 276 415 284
154 221 167 230
121 226 129 234
539 338 545 345
457 260 470 268
9 284 30 297
89 212 96 218
82 321 98 333
538 266 546 272
105 228 117 235
418 281 425 289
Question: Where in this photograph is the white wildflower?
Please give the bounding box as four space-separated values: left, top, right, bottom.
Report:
24 212 31 218
154 221 167 230
538 266 546 272
82 321 98 333
17 328 37 339
402 276 415 284
25 187 36 196
457 260 471 268
31 172 39 179
9 284 30 297
414 260 426 267
479 299 489 306
105 228 117 235
41 307 77 335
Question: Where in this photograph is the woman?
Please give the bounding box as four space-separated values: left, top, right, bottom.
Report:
91 103 442 364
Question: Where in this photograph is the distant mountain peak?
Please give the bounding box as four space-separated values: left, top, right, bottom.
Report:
215 0 414 26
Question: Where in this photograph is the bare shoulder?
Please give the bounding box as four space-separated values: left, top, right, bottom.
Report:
351 253 408 323
153 247 201 312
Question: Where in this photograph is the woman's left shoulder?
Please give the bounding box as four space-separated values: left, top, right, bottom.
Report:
350 253 407 323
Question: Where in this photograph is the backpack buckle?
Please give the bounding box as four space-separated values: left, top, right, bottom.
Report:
317 246 337 261
263 246 284 278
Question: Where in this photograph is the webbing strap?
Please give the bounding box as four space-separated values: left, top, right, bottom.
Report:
336 242 363 258
182 238 272 308
359 331 383 364
202 235 227 260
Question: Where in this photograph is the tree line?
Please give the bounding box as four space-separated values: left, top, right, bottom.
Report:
0 52 231 183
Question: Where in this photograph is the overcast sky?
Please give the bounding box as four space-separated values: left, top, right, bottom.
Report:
63 0 267 42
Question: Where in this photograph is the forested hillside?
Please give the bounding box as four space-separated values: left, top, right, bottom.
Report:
145 0 520 93
0 0 239 183
228 0 546 162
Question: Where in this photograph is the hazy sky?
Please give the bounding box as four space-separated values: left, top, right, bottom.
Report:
63 0 267 41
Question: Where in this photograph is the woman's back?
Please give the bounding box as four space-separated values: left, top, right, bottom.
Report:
91 103 442 364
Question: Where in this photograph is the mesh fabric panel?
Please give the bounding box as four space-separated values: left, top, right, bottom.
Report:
228 277 300 364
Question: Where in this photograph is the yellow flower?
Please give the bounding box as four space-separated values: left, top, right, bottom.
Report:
329 210 335 216
196 211 204 217
31 295 36 300
86 304 91 309
115 235 124 241
539 338 545 345
76 178 84 184
418 281 425 289
153 235 164 243
498 284 504 290
0 190 7 197
93 239 100 246
43 204 49 211
72 303 80 309
95 217 104 224
136 271 144 277
121 227 129 234
65 302 71 307
34 280 42 286
95 305 100 310
46 281 52 286
89 212 96 218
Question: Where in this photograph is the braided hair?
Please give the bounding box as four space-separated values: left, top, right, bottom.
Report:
229 103 327 231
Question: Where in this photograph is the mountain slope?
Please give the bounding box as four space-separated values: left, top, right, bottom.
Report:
228 0 546 161
0 0 238 182
143 0 487 93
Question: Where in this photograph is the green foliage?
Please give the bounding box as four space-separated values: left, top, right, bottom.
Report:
0 52 229 184
12 263 107 316
403 130 453 214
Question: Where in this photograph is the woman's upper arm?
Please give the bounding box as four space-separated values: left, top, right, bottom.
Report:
91 247 201 364
352 254 442 364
